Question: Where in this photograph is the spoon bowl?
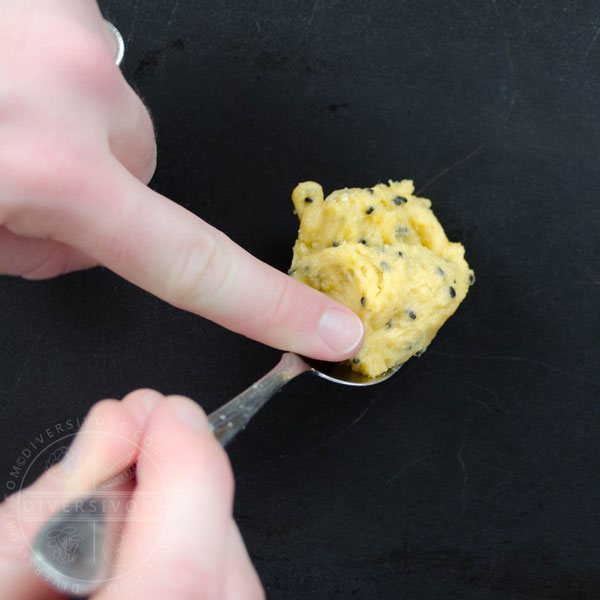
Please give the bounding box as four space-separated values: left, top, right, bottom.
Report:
304 354 402 386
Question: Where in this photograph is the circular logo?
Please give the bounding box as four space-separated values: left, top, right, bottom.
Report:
3 417 174 595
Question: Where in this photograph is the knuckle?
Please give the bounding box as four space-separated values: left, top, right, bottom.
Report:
264 277 293 325
49 23 119 96
11 15 119 97
166 232 228 309
248 275 294 331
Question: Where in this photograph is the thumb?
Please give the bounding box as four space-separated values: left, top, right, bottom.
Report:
53 158 364 360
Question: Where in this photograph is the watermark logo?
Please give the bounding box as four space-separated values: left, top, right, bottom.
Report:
44 446 69 472
3 414 175 595
46 526 83 564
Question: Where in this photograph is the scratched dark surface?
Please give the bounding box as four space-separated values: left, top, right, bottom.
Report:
2 1 600 598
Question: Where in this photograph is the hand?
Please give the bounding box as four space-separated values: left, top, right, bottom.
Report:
0 390 265 599
0 0 363 360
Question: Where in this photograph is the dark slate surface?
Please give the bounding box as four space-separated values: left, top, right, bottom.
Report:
2 1 600 598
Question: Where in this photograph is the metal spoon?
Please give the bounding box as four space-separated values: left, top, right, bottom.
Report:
31 353 400 596
211 352 400 445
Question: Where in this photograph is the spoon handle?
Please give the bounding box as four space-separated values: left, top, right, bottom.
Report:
209 352 310 446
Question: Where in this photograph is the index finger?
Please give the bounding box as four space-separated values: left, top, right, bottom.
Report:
53 157 364 360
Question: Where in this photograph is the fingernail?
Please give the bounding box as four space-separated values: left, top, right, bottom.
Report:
168 396 208 432
317 308 364 354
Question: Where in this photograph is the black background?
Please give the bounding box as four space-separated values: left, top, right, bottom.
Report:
2 1 600 598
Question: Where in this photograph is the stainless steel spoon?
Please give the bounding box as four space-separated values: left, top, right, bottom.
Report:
31 352 400 596
210 352 400 445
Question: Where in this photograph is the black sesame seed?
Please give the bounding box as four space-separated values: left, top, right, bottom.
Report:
393 195 407 205
360 296 366 307
304 197 313 203
287 268 296 275
385 320 392 328
368 188 374 195
365 206 374 215
380 261 390 271
332 241 339 247
360 238 367 244
415 350 424 357
351 357 361 364
469 273 475 285
449 286 456 298
398 251 403 257
408 310 417 320
437 267 446 277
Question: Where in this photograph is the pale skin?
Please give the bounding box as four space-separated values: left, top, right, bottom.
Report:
0 392 264 600
0 1 364 597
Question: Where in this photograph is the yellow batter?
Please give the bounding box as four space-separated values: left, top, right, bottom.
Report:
289 180 474 377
